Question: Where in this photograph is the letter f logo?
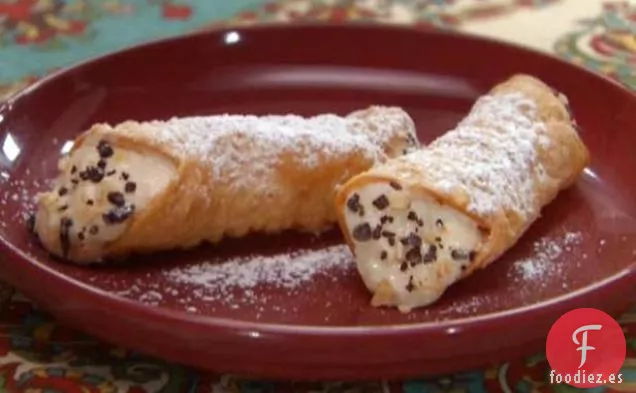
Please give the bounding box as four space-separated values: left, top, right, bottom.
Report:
572 324 602 368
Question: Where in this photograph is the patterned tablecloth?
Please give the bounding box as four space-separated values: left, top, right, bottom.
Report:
1 0 636 392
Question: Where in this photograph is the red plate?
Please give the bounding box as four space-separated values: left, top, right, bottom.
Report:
1 24 635 381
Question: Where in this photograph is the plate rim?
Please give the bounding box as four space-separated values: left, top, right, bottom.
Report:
1 22 636 338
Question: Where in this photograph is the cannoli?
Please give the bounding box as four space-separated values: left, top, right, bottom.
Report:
334 75 590 312
33 106 420 264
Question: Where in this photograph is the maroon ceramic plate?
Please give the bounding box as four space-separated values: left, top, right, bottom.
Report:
1 24 636 381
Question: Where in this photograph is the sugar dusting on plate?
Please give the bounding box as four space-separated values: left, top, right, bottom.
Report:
165 244 354 299
108 244 355 314
438 295 485 317
512 231 583 284
0 176 42 231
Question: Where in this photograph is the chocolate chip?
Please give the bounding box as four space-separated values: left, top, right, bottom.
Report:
423 244 437 263
381 230 396 238
103 205 135 225
358 205 365 217
436 219 444 228
451 249 470 261
347 194 361 213
372 225 382 240
58 187 68 197
400 262 408 272
380 251 388 260
78 231 85 241
381 231 396 246
407 233 422 248
435 237 442 242
372 195 389 210
405 247 422 265
97 140 114 158
406 276 415 292
81 166 104 183
106 170 116 177
352 223 372 242
58 205 68 212
389 181 402 190
125 182 137 193
451 249 477 262
400 233 422 248
71 166 77 174
107 191 126 207
59 217 73 258
121 172 130 181
97 159 107 169
71 179 79 185
86 199 94 206
89 225 99 235
88 167 104 183
407 211 418 221
380 215 393 224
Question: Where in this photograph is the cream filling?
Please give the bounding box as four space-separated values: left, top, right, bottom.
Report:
342 182 483 312
34 134 177 263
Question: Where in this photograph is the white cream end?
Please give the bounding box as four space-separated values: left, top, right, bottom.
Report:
342 181 484 311
33 133 177 264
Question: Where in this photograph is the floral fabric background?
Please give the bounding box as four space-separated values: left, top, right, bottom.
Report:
1 0 636 392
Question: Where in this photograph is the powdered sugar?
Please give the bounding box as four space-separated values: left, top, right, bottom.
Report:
106 244 355 314
138 290 162 305
0 177 42 230
166 244 353 295
512 231 583 282
439 295 484 316
103 244 354 316
106 106 416 193
397 92 550 218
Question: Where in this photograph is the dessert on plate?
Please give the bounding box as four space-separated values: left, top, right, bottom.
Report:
334 74 590 312
32 106 420 264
